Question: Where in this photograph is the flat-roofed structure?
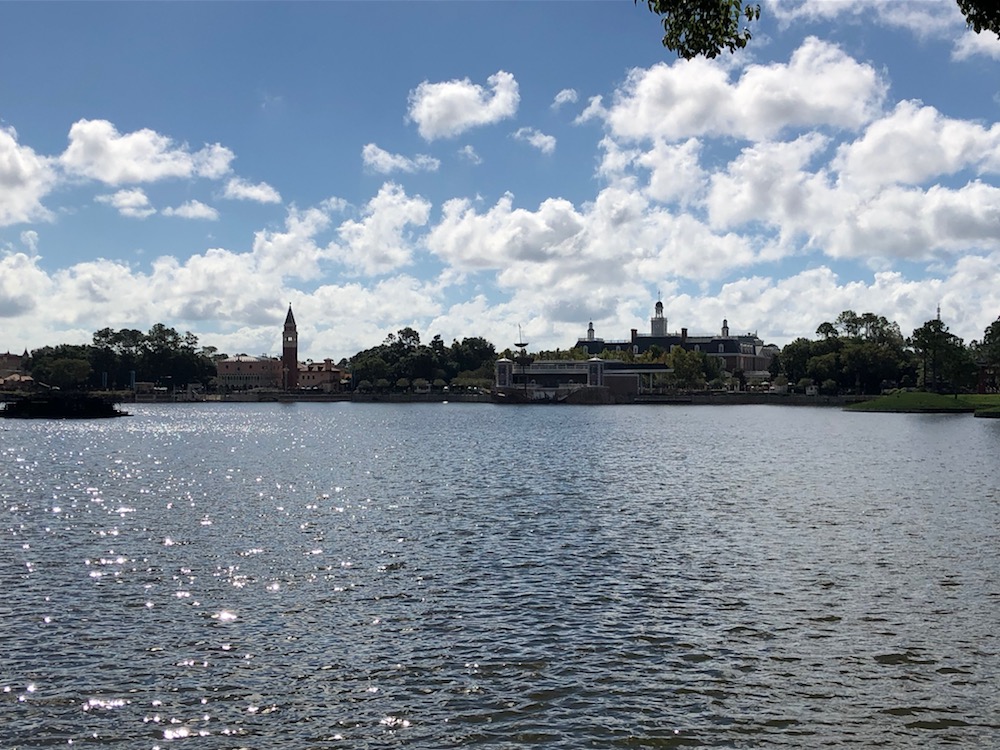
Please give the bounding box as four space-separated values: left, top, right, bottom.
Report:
215 355 282 391
495 356 674 402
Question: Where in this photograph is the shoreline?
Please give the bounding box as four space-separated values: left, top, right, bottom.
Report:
8 390 998 414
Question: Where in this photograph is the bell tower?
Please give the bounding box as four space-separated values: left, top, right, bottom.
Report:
651 299 667 337
282 304 299 390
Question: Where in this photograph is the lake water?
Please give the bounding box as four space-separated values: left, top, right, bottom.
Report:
2 403 999 748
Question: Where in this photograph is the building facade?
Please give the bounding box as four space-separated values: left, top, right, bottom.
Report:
0 350 28 377
495 356 674 402
0 351 31 389
574 301 777 378
298 359 347 393
215 305 347 393
215 355 283 390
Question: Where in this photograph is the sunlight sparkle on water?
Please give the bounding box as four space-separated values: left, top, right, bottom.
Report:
380 716 411 728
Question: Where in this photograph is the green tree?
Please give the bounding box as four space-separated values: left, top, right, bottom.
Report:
701 351 722 382
816 321 838 340
641 0 1000 59
640 344 665 362
670 345 705 389
806 351 839 385
640 0 760 59
450 337 498 372
974 316 1000 392
33 356 93 389
978 317 1000 366
958 0 1000 36
835 310 862 338
940 342 977 396
910 318 966 392
599 347 635 363
350 352 389 388
768 350 782 379
779 337 812 384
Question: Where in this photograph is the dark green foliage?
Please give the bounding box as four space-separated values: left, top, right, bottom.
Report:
640 0 760 59
977 317 1000 365
669 345 705 389
640 1 999 60
776 310 994 396
957 0 1000 35
31 325 221 391
347 329 497 390
910 318 977 394
31 352 93 389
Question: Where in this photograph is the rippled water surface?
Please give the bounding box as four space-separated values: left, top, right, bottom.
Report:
2 403 999 748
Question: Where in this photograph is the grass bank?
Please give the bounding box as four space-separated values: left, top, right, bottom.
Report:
845 391 979 413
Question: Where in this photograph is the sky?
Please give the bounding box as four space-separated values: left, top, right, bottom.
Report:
2 0 1000 362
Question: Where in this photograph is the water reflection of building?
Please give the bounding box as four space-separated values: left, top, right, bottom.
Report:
574 300 777 378
215 305 346 392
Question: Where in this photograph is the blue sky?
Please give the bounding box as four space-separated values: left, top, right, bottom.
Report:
2 0 999 361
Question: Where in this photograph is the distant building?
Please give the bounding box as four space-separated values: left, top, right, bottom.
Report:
281 305 299 390
0 372 33 389
0 350 29 377
214 305 347 393
574 300 777 379
299 359 347 393
215 355 282 390
495 356 673 402
0 350 31 389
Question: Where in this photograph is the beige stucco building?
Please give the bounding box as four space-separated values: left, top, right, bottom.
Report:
298 359 347 392
214 306 347 392
215 355 283 390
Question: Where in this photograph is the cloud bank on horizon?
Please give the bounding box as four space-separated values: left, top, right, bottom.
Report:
1 0 999 361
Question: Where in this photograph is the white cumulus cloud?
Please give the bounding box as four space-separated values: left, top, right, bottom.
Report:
60 119 234 184
552 88 578 110
223 177 282 203
162 200 219 220
0 125 56 226
95 188 156 219
604 37 887 142
251 205 336 281
407 70 519 140
458 145 482 164
0 250 52 317
337 182 432 275
361 143 440 174
512 127 556 155
953 28 1000 60
832 100 1000 190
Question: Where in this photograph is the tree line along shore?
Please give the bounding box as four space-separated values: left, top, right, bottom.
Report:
2 311 999 411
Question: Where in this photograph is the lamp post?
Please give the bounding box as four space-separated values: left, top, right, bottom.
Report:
514 325 533 397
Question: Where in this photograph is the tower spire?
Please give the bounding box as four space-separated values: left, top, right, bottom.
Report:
282 304 299 390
